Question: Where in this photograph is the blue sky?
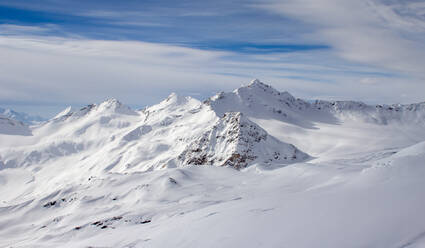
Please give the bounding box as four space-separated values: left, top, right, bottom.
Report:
0 0 424 117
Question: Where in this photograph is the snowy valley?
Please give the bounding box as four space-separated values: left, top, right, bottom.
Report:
0 80 425 248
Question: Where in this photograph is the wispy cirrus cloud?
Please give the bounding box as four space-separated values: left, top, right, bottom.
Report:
0 27 414 117
255 0 425 80
0 1 423 117
0 24 49 34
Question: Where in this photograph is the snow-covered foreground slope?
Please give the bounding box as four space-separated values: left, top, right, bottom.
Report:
1 151 424 248
0 80 425 248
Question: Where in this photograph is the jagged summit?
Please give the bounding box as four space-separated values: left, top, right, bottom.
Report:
239 79 291 97
147 92 201 114
53 106 73 120
247 78 270 88
207 80 296 114
206 79 312 127
246 79 290 97
178 111 309 169
249 78 262 85
97 98 137 115
51 98 138 122
100 98 121 107
161 92 193 107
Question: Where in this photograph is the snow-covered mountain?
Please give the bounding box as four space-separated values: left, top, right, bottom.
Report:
0 107 46 125
179 112 309 169
0 114 32 136
0 88 312 171
208 79 425 126
0 80 425 248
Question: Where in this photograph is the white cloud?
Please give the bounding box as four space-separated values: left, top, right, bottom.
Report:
255 0 425 80
0 36 238 103
0 24 56 35
0 22 423 118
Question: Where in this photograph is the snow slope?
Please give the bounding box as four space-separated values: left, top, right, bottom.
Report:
0 80 424 248
0 92 308 171
0 114 32 136
179 112 309 168
208 79 425 158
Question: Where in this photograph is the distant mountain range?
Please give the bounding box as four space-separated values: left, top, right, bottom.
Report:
0 107 46 125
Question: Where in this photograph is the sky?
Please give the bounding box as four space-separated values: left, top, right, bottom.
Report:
0 0 424 118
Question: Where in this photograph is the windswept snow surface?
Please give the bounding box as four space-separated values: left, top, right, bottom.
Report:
0 80 425 248
0 114 32 136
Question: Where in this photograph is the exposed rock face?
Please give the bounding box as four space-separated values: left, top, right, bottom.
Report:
179 112 309 169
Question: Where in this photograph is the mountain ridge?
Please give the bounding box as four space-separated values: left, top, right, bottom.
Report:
0 80 425 248
1 80 424 171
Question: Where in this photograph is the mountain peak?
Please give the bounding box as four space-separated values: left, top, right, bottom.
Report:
207 80 298 120
103 97 120 104
148 92 200 113
74 98 135 116
53 106 73 120
247 79 271 89
240 79 293 99
178 111 309 169
51 99 138 121
165 92 187 104
99 98 123 108
249 78 262 85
